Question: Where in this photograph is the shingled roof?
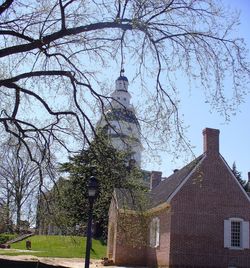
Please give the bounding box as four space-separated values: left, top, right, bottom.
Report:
114 154 204 211
149 154 204 207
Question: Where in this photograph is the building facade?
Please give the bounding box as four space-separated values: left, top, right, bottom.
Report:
107 128 250 267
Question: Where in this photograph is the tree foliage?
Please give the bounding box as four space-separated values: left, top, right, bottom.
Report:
231 161 247 190
0 0 249 174
59 136 145 238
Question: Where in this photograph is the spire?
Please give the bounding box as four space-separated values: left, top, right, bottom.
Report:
120 68 125 77
121 68 124 76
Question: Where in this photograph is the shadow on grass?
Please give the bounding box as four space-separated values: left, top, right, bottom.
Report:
98 237 107 246
0 258 65 268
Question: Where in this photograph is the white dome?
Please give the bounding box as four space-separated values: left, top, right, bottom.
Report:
98 73 143 166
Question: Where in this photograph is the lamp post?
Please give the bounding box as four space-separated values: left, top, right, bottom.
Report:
85 176 99 268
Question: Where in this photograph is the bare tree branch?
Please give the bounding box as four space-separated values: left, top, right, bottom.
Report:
0 0 14 15
0 0 248 183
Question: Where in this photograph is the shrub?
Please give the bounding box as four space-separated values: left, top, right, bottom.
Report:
0 234 17 245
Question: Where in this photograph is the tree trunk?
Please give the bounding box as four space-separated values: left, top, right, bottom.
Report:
16 204 21 233
5 184 12 233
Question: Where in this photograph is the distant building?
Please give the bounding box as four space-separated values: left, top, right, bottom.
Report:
107 128 250 267
97 69 143 166
36 177 70 235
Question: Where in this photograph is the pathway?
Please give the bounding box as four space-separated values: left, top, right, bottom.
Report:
0 254 145 268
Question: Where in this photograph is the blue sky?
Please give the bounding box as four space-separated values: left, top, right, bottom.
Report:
140 0 250 180
50 1 249 181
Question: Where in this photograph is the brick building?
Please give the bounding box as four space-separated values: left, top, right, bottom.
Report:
107 128 250 267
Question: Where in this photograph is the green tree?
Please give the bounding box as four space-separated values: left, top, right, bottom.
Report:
60 136 146 238
232 162 246 190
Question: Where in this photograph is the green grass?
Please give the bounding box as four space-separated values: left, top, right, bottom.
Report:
0 235 107 258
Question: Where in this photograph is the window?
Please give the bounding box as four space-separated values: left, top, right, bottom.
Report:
224 218 249 249
231 221 241 247
150 217 160 248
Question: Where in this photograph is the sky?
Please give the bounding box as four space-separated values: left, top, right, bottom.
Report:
17 0 248 182
140 0 250 181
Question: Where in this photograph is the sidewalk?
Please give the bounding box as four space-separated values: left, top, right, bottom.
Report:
0 255 145 268
0 255 102 268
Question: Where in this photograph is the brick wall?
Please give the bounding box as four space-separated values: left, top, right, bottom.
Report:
169 153 250 267
107 196 147 266
107 128 250 267
113 212 147 266
108 152 250 267
146 208 171 267
107 198 118 261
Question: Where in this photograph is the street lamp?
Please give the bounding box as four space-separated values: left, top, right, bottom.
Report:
85 176 99 268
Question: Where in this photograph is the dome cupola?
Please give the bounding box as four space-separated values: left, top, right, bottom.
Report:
115 69 128 91
112 69 131 108
97 70 143 167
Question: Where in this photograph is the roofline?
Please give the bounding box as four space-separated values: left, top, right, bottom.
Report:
118 208 139 215
117 89 129 93
146 202 171 214
166 154 206 203
219 154 250 202
116 156 205 213
118 202 171 215
116 76 128 82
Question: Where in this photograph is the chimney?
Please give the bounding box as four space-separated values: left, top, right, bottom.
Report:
150 171 162 190
203 128 220 155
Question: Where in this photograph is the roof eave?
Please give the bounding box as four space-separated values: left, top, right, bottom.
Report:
166 154 206 203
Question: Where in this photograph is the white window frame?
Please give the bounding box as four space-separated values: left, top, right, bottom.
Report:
149 217 160 248
224 217 249 250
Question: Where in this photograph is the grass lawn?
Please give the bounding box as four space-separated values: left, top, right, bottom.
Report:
0 235 107 258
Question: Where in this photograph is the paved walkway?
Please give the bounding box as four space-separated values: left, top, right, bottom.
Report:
0 255 103 268
0 254 144 268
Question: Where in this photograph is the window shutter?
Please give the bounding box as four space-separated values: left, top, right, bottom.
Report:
224 219 230 248
149 220 154 247
156 218 160 247
152 220 157 247
242 221 249 249
149 217 160 248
